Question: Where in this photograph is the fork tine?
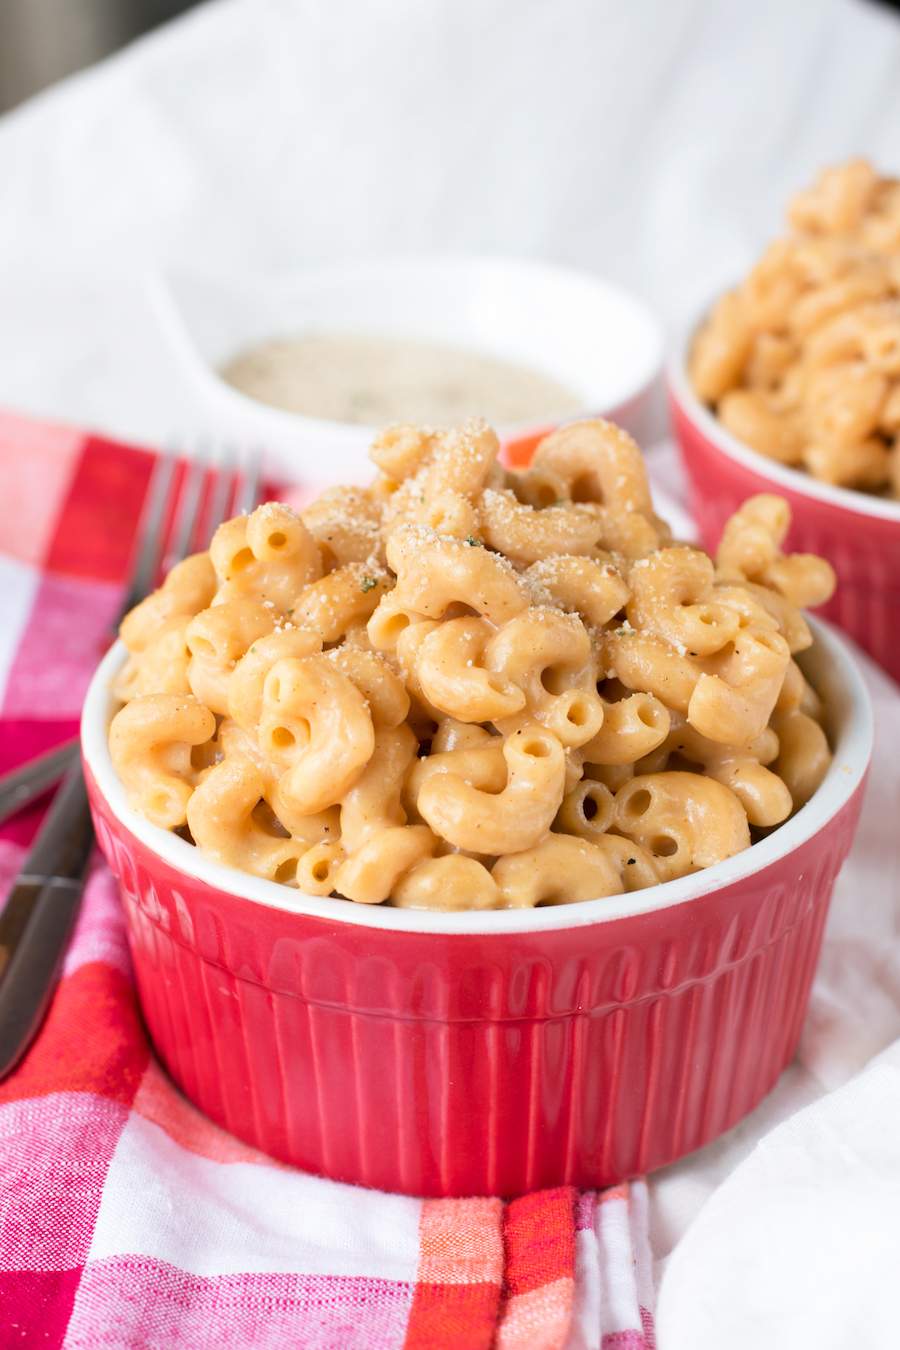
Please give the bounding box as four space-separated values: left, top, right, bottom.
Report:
169 447 208 565
118 449 177 617
234 447 263 516
205 443 235 538
118 441 261 627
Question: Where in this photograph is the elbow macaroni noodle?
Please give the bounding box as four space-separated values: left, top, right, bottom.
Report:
690 158 900 497
109 417 836 910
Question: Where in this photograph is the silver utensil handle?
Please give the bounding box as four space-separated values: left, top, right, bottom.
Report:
0 737 80 828
0 764 94 1079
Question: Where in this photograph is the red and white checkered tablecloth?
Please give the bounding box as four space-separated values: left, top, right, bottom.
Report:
0 408 656 1350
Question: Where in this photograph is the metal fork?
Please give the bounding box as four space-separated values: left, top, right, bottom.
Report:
0 447 263 826
0 444 261 1080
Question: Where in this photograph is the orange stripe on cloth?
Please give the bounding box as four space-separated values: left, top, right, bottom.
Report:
495 1188 577 1350
496 1276 574 1350
404 1197 504 1350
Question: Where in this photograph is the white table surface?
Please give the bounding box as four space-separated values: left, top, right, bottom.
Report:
2 2 900 1345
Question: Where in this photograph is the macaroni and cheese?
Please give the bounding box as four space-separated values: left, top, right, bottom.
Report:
690 158 900 496
109 417 836 910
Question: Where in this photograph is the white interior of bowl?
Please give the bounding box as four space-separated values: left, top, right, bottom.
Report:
148 256 663 442
670 311 900 523
81 617 872 935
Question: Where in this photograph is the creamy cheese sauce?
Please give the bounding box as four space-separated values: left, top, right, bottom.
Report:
221 332 583 426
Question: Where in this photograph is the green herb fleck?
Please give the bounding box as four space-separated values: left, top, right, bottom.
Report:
360 575 378 593
464 535 484 548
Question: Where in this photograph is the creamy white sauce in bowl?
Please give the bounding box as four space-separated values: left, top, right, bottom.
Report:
148 257 664 480
221 331 583 427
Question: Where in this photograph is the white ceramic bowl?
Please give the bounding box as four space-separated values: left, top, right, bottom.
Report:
146 255 664 481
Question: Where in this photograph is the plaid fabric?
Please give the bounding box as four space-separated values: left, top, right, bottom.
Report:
0 408 657 1350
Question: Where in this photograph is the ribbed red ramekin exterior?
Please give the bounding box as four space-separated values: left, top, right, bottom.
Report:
670 388 900 685
85 763 865 1198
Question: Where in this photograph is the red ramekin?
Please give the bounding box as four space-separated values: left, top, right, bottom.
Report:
669 323 900 685
81 622 871 1197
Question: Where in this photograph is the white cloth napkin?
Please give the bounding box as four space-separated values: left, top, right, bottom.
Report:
658 1046 900 1349
1 0 899 448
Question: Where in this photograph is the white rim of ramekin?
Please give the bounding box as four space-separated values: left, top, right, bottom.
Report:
669 309 900 524
80 620 872 935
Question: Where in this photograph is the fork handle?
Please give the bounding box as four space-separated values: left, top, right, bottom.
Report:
0 877 86 1078
0 737 80 828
